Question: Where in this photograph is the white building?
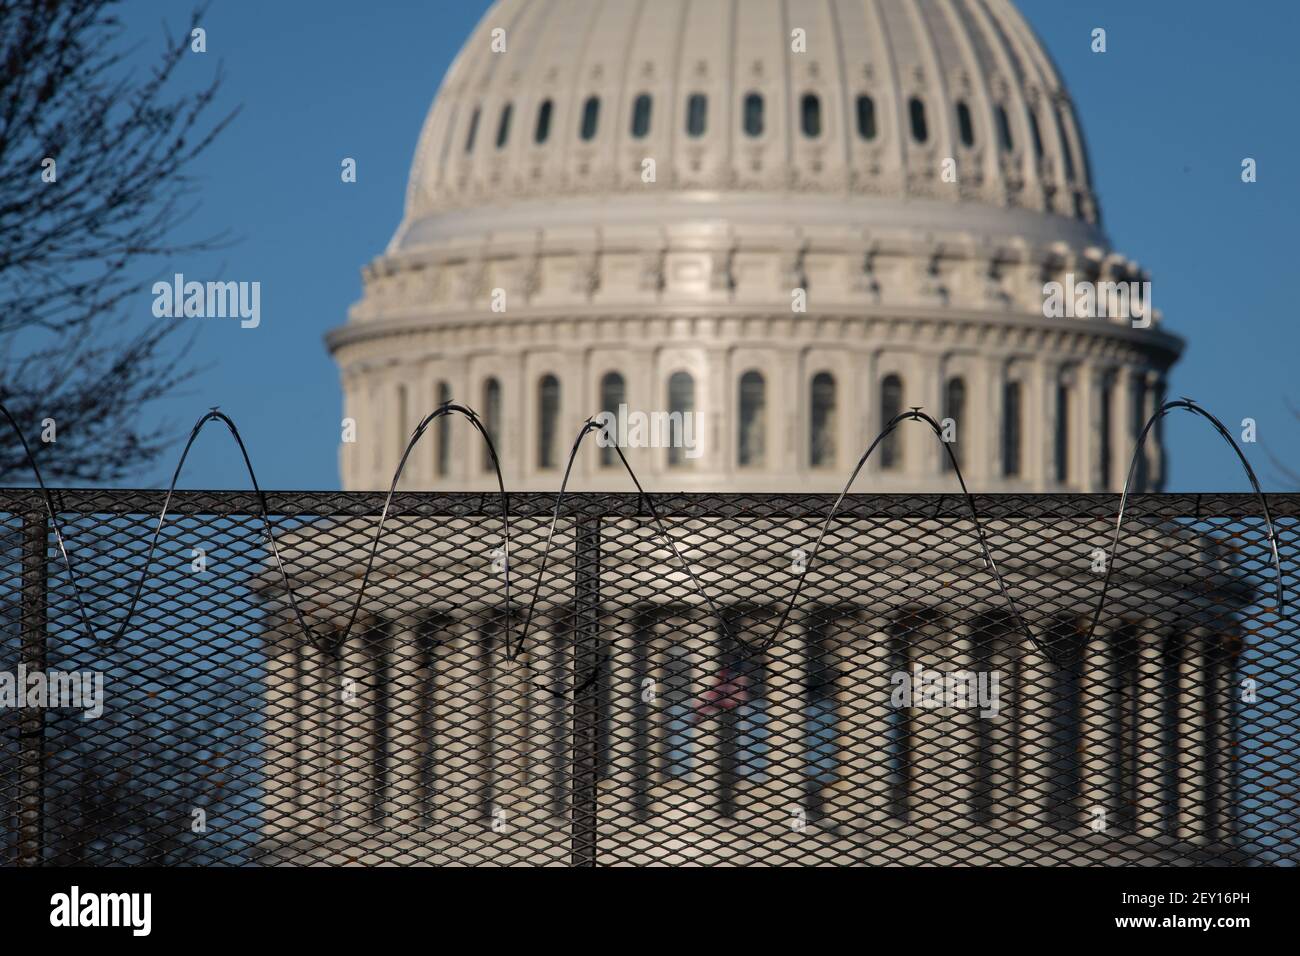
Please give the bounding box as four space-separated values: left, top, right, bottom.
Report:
328 0 1180 495
259 0 1239 866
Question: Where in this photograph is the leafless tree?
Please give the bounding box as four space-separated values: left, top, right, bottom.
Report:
0 0 236 482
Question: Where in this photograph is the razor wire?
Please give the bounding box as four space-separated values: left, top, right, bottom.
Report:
0 395 1285 689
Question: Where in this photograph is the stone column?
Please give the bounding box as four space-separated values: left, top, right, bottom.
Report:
694 615 726 821
1081 628 1122 836
519 620 555 819
488 622 529 845
1132 624 1168 839
829 617 894 834
757 616 808 832
339 618 384 830
905 610 974 828
467 615 496 826
1176 629 1210 844
976 623 1018 826
1207 632 1237 842
386 622 426 828
1016 642 1053 831
261 619 300 847
296 636 335 842
427 623 457 833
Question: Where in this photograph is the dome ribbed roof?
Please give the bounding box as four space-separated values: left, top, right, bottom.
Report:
401 0 1097 235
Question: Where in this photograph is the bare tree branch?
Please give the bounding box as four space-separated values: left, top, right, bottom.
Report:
0 0 237 482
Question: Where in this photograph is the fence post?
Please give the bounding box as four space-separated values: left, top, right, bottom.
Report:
571 514 601 866
17 501 48 866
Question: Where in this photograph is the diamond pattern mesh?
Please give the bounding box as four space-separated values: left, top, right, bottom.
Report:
1 490 1296 866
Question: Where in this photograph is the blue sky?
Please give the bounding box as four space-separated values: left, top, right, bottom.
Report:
103 0 1300 492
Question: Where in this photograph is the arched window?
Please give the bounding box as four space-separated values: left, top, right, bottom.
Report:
801 93 822 137
908 97 928 143
1028 110 1044 158
482 378 501 473
1055 376 1072 484
856 94 877 140
465 106 481 153
369 386 382 471
436 381 452 478
996 104 1014 152
580 96 600 141
1002 380 1022 478
737 371 766 467
1056 108 1076 179
686 93 708 137
599 372 625 468
880 375 903 470
394 384 409 463
537 375 560 470
495 103 513 149
1132 376 1149 489
956 101 975 147
631 93 653 138
534 99 553 144
743 92 764 137
1099 371 1115 488
667 371 694 468
810 372 836 467
943 377 966 471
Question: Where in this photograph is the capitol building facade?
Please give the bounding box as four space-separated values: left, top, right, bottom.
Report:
328 0 1180 495
258 0 1243 866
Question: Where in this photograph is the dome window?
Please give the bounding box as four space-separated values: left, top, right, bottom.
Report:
801 93 822 138
908 97 928 144
535 99 553 144
880 375 903 470
737 371 766 467
1002 380 1022 477
943 377 966 471
1028 109 1044 158
600 373 626 468
1099 371 1115 487
809 372 836 467
856 94 877 140
631 93 653 138
435 382 452 477
996 105 1014 152
495 103 513 149
667 371 695 468
394 384 409 462
465 107 481 153
743 92 764 137
1056 108 1076 179
537 375 560 470
482 378 501 473
956 101 975 148
580 95 600 141
1055 376 1073 484
686 93 708 137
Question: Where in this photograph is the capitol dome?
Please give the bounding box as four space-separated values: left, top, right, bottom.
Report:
328 0 1184 494
283 1 1240 870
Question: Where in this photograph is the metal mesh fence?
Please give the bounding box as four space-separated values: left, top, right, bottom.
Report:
1 490 1296 866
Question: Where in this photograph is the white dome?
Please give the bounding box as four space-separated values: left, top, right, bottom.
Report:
330 0 1182 497
399 0 1099 241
